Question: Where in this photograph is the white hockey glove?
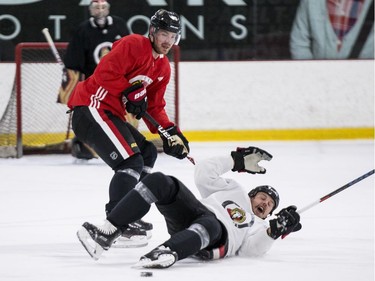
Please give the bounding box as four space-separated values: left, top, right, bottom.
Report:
231 146 272 174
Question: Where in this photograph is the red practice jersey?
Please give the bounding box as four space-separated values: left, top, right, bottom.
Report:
68 34 174 133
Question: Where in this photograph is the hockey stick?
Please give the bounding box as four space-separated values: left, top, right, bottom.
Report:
297 169 374 214
41 27 73 149
143 112 195 165
41 28 64 69
41 28 98 158
281 169 374 239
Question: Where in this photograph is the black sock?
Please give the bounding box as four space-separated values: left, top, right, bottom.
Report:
107 189 151 228
163 229 202 260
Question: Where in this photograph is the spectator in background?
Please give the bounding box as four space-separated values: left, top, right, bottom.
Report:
290 0 374 59
58 0 127 160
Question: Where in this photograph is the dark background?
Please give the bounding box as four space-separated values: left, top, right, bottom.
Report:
0 0 300 61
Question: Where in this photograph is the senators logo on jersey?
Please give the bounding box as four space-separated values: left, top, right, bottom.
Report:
94 41 113 64
222 200 255 229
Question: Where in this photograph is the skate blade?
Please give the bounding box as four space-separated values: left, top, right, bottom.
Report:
132 254 176 269
77 227 104 260
112 235 148 248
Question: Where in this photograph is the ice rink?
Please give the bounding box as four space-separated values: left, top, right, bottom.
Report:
0 140 374 281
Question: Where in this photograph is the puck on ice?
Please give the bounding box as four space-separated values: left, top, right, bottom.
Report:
140 271 153 277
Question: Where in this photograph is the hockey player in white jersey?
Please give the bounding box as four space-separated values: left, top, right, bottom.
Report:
77 146 302 268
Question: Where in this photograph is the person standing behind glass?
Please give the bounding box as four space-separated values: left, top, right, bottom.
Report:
290 0 374 59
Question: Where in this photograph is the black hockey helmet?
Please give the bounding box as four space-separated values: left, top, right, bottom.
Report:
248 185 280 214
150 9 181 45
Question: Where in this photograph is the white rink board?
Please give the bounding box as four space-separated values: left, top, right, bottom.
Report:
1 60 374 132
179 60 374 130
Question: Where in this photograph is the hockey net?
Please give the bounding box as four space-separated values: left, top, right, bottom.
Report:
0 42 179 158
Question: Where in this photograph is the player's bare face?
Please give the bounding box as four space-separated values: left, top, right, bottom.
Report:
152 30 177 55
250 192 275 219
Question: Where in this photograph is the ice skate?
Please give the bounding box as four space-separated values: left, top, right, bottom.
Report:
112 226 148 248
77 220 121 260
128 219 153 239
133 245 178 269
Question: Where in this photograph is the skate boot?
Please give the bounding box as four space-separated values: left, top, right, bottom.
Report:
134 245 178 269
71 137 97 160
77 220 121 260
128 219 153 239
112 226 148 248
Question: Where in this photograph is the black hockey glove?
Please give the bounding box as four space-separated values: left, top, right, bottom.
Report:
159 126 190 159
268 205 302 240
122 80 147 120
231 146 273 174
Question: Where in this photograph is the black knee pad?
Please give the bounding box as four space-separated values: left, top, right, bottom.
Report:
114 153 144 175
141 140 157 168
192 216 223 246
106 153 144 215
140 172 178 203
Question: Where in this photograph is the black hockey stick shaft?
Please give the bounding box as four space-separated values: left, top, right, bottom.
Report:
143 112 195 165
298 169 374 214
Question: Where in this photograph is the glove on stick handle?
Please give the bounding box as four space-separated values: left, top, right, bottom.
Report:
143 112 195 165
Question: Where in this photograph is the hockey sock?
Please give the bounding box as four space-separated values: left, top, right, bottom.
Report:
163 229 202 260
140 140 157 180
105 171 138 214
107 189 151 228
106 154 143 214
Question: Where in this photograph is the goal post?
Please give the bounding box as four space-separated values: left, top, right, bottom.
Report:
0 42 180 158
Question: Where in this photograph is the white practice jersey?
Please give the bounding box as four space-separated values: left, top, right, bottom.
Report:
194 155 275 257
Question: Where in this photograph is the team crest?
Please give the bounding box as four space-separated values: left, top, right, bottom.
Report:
94 41 113 64
222 200 254 229
227 207 246 224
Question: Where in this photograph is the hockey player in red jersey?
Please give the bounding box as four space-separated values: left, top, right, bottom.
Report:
68 9 189 247
77 146 302 268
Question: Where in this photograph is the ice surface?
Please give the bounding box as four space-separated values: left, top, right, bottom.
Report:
0 140 374 281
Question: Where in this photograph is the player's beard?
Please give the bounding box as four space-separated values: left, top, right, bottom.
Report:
153 42 172 55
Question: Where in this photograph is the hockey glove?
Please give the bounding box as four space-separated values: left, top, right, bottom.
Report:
159 126 190 159
231 146 273 174
57 68 80 104
268 205 302 240
122 80 147 120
